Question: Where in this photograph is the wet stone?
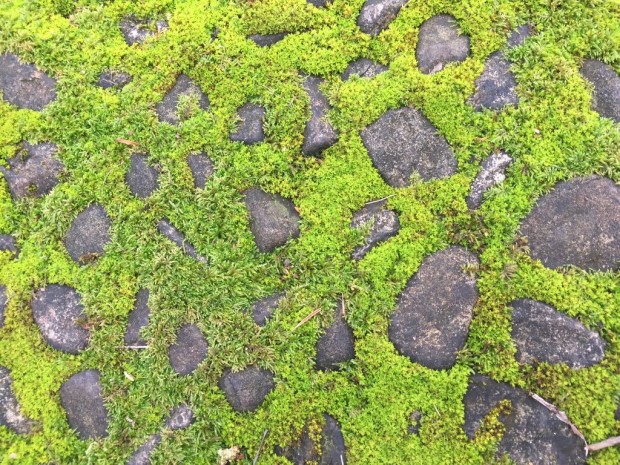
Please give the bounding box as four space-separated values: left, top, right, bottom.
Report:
0 53 57 110
275 423 319 464
351 199 400 260
580 59 620 123
245 187 301 253
126 153 159 198
120 16 167 45
519 176 620 272
0 366 36 434
0 142 63 200
466 151 513 209
155 74 209 125
249 33 286 47
302 75 338 156
127 434 161 465
168 324 208 376
97 71 132 89
507 24 533 48
470 52 519 111
0 285 6 328
316 306 355 371
321 413 348 465
230 103 266 144
356 0 408 37
157 219 207 263
64 203 111 265
165 404 194 430
341 58 388 81
187 152 215 189
389 246 479 369
0 234 18 256
60 369 109 440
361 107 457 187
218 366 275 412
31 284 90 354
416 15 470 75
251 292 284 326
124 289 150 346
510 299 605 368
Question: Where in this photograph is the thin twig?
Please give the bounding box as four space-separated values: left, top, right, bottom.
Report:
365 194 395 206
292 308 321 332
119 345 148 349
252 429 269 465
116 138 140 146
588 436 620 452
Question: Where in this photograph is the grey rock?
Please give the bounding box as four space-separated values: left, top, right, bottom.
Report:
251 293 284 326
0 285 5 328
187 152 215 189
0 53 57 110
470 52 519 111
31 284 89 354
126 153 159 198
360 107 457 187
510 299 605 368
463 374 515 440
356 0 408 37
230 103 266 144
388 246 479 369
156 21 169 34
124 289 150 346
407 410 422 435
466 151 513 209
580 59 620 123
320 413 347 465
164 404 194 430
0 366 36 434
351 199 400 259
97 71 132 89
275 423 319 464
0 234 18 256
60 369 109 440
519 176 620 271
127 434 161 465
307 0 331 6
244 187 301 253
249 33 286 47
119 16 165 45
615 404 620 422
64 203 111 265
302 75 338 156
218 366 275 412
157 219 207 263
155 74 209 125
168 324 208 376
416 15 470 74
341 58 388 80
316 306 355 371
507 24 532 49
0 142 63 200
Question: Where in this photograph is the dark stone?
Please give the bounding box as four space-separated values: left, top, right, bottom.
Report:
127 434 161 465
155 74 209 125
507 24 532 49
187 152 215 189
60 369 109 440
64 203 111 265
580 59 620 123
157 219 207 263
0 234 18 256
126 153 159 198
164 404 194 430
218 366 275 412
97 71 132 89
407 410 422 435
31 284 90 354
519 176 620 271
615 404 620 422
470 52 519 111
249 33 286 47
0 53 57 110
251 293 284 326
341 58 388 80
244 187 301 253
416 15 470 74
388 246 479 369
124 289 150 346
119 16 166 45
230 103 266 144
321 413 347 465
316 305 355 371
307 0 331 6
0 142 63 200
360 107 457 187
0 365 36 434
275 423 319 464
0 285 5 328
351 199 400 259
168 324 208 376
356 0 408 37
302 75 338 156
510 299 605 368
466 151 513 209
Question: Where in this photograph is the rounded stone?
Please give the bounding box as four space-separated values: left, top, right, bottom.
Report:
416 15 470 74
320 413 348 464
302 75 338 156
466 151 513 209
351 199 400 260
0 234 18 256
249 33 286 47
97 71 132 89
187 152 215 189
124 289 151 346
230 103 266 145
341 58 388 81
218 366 275 412
469 52 519 111
315 306 355 371
60 369 109 440
251 293 284 327
0 365 36 434
64 203 112 265
125 153 159 198
0 53 57 110
168 324 208 376
164 404 194 430
356 0 409 37
580 59 620 123
155 74 209 125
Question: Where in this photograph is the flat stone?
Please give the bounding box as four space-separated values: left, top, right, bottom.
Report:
275 423 319 464
97 71 132 89
416 15 470 74
466 151 513 209
126 153 159 198
580 59 620 123
187 152 215 189
60 369 109 440
64 203 111 265
0 53 57 110
351 199 400 259
127 434 161 465
248 33 286 47
155 74 209 125
230 103 266 144
519 176 620 271
507 24 532 48
244 187 301 253
31 284 90 354
361 107 457 187
388 246 479 369
356 0 408 37
0 366 36 434
316 305 355 371
321 413 348 464
157 219 207 263
302 75 338 156
0 285 5 328
0 234 18 256
341 58 388 81
164 404 194 430
124 288 150 346
470 52 519 111
119 16 167 45
218 366 275 412
0 142 63 200
168 324 208 376
510 299 605 368
251 293 284 326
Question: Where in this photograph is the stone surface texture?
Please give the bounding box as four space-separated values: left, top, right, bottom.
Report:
580 59 620 123
168 324 208 375
275 423 319 464
64 203 112 264
249 33 286 47
124 288 151 346
416 15 470 74
251 293 284 326
218 366 275 412
466 151 513 209
165 404 194 430
351 199 400 259
302 75 338 156
356 0 409 37
0 366 36 434
127 434 161 465
470 52 519 111
341 58 388 80
321 413 348 465
315 305 356 371
187 152 215 189
0 235 18 255
97 71 132 89
126 153 159 198
230 103 266 144
507 24 532 48
155 74 209 125
157 219 207 263
0 285 5 328
120 16 167 45
60 369 109 439
0 53 57 110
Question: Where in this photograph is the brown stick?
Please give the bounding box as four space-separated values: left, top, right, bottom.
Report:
588 436 620 452
116 138 140 146
292 308 321 331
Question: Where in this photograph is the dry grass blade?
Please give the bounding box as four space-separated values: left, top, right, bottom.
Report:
116 138 140 146
588 436 620 452
292 308 321 332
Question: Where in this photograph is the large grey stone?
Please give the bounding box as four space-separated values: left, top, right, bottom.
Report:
0 366 36 434
356 0 408 37
248 33 286 47
341 58 388 81
361 107 457 187
0 234 18 256
0 285 6 328
250 293 284 326
230 103 265 144
164 404 194 430
157 219 207 263
127 434 161 465
315 306 355 371
31 284 90 354
416 15 470 74
168 324 208 376
60 369 109 439
388 247 479 369
0 53 56 110
97 71 132 89
155 74 209 125
187 152 215 189
466 151 513 209
126 153 159 198
218 366 275 412
119 16 168 45
580 59 620 123
470 52 519 111
351 199 400 259
64 203 111 265
124 289 150 346
302 76 338 156
510 299 605 368
519 176 620 271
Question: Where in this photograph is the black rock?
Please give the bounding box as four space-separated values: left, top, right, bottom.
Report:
60 369 109 440
615 404 620 422
320 413 348 465
97 71 132 89
302 75 338 156
0 234 18 256
157 219 207 263
388 246 479 369
64 203 112 265
0 285 5 328
0 365 36 434
407 410 422 435
31 284 90 354
307 0 331 7
248 33 286 47
0 142 63 200
187 152 215 189
164 404 194 430
580 59 620 123
470 52 519 111
360 107 457 187
0 53 57 110
244 187 301 253
507 24 532 49
316 305 355 371
275 423 319 464
251 293 284 326
126 153 159 198
356 0 408 37
127 434 161 465
510 299 605 368
124 288 151 346
155 74 209 125
351 199 400 259
466 151 513 209
168 324 208 376
230 103 266 144
519 176 620 271
416 15 470 74
341 58 388 81
119 16 166 45
218 366 275 412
